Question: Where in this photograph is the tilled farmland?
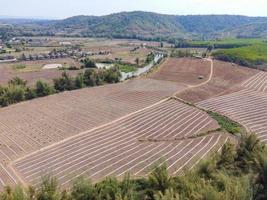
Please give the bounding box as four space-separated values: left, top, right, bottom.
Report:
0 58 247 190
0 78 184 162
241 71 267 92
197 88 267 143
11 99 226 187
148 58 211 85
0 78 187 189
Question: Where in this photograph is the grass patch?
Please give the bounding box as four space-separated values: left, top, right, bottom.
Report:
13 64 26 70
12 63 41 72
207 111 242 135
116 63 137 73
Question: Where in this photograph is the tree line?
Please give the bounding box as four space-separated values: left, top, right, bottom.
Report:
0 67 121 107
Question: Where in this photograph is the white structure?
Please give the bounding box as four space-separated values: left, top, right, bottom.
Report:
59 42 72 46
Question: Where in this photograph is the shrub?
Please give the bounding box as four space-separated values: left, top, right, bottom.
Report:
25 87 37 100
8 76 27 86
208 111 242 134
83 69 97 87
35 80 54 97
36 176 61 200
53 72 75 92
74 73 84 89
71 177 96 200
81 58 96 69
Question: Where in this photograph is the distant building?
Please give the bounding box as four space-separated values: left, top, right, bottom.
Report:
59 42 72 46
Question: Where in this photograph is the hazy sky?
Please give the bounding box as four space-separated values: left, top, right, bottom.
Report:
1 0 267 19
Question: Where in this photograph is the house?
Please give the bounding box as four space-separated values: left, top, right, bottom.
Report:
59 42 72 46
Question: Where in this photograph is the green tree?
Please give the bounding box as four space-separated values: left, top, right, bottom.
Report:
217 142 236 169
53 72 75 92
236 134 265 172
135 58 139 66
8 77 27 87
75 73 84 89
36 176 60 200
71 177 96 200
35 80 54 97
148 164 173 195
82 58 96 69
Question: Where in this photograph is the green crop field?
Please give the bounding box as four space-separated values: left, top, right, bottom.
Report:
115 63 137 73
212 43 267 67
177 38 266 49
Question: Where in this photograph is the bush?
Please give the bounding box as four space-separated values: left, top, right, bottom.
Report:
83 69 97 87
35 80 54 97
71 177 96 200
25 87 37 100
208 111 242 134
81 58 96 69
8 77 27 86
74 73 84 89
36 176 61 200
103 67 121 83
53 72 75 92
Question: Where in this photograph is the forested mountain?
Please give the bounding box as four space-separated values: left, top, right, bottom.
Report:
1 11 267 40
216 22 267 38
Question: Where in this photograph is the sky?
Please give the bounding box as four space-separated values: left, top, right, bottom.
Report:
1 0 267 19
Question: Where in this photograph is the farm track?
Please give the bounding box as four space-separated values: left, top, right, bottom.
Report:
12 99 224 187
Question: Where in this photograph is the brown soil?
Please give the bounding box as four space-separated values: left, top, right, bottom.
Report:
0 58 82 86
149 58 211 85
177 60 259 103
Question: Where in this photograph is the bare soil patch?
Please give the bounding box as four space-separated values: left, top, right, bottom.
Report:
177 60 259 103
149 58 211 85
0 58 81 85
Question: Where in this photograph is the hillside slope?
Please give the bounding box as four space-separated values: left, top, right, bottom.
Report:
1 11 267 40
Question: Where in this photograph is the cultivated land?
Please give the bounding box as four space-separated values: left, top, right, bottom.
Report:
197 71 267 143
177 60 258 102
148 58 211 85
0 56 233 190
0 58 82 85
0 78 186 188
0 53 264 191
12 99 224 187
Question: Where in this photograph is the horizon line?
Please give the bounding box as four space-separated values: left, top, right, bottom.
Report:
1 10 267 20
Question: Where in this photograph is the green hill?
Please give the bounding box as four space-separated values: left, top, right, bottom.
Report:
1 11 267 40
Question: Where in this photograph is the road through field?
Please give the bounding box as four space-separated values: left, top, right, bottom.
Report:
174 58 214 96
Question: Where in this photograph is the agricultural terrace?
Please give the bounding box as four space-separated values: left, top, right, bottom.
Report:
11 99 225 187
0 77 187 189
148 58 211 85
197 71 267 143
177 60 258 102
0 54 255 190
